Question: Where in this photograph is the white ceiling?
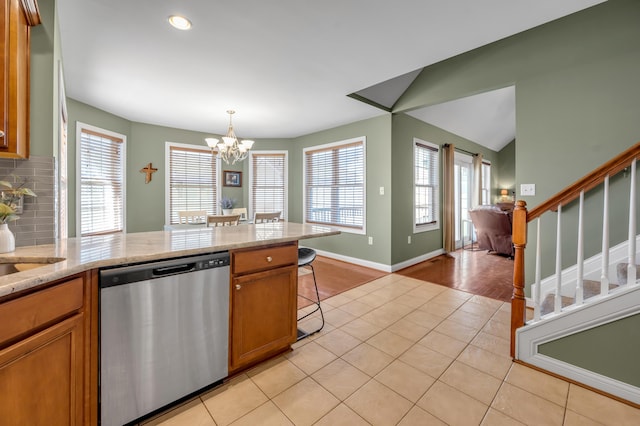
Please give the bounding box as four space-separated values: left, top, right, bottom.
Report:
407 86 516 151
56 0 604 143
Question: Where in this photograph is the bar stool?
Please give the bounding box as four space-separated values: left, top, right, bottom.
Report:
296 247 324 340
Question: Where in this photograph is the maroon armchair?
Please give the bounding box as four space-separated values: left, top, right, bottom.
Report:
469 205 514 257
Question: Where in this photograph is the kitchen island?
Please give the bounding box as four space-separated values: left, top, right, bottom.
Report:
0 222 338 425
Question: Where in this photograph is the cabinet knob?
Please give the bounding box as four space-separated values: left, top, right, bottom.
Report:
0 130 4 137
266 256 273 263
235 284 241 290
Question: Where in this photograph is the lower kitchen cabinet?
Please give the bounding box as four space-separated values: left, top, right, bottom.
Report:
229 243 298 373
0 274 92 425
0 314 84 425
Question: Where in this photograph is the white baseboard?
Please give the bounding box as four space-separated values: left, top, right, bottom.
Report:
311 248 445 273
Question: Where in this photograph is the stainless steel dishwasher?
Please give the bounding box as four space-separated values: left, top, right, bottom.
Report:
99 252 230 426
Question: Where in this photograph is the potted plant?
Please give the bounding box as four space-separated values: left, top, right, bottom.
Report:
0 179 37 253
219 196 235 215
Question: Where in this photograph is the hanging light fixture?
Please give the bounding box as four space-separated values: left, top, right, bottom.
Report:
205 110 255 165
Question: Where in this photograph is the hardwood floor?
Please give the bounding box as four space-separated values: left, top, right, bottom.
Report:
300 248 514 306
397 248 514 302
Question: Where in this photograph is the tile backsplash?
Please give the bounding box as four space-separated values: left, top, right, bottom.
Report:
0 156 55 247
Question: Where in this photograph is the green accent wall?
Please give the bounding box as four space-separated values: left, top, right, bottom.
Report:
539 314 640 387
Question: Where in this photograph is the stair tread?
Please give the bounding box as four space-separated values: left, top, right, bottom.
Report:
539 280 619 316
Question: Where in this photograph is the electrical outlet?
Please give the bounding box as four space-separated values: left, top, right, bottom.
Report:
368 236 373 245
379 186 384 195
407 236 412 244
520 183 536 196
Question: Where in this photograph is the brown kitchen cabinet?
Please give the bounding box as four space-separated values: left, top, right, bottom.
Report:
229 242 298 373
0 0 41 158
0 272 93 425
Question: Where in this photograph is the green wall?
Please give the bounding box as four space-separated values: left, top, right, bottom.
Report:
66 99 295 235
29 0 56 157
539 314 640 387
390 113 500 264
290 115 392 266
496 140 515 201
393 0 640 382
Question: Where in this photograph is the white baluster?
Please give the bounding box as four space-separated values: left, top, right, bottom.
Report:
576 191 584 305
555 204 563 313
534 217 542 321
601 175 610 295
628 159 637 286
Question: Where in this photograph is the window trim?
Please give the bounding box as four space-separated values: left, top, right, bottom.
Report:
303 136 366 235
248 150 288 222
481 160 492 205
75 122 127 237
413 138 440 234
164 141 221 226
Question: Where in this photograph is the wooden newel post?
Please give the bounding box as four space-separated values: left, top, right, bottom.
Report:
511 200 528 358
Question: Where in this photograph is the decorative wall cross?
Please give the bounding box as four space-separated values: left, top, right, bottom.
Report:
140 163 158 184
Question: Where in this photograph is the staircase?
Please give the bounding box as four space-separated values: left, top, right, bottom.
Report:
510 142 640 405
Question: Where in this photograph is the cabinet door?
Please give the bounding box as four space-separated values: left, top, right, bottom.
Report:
0 314 84 426
0 0 40 157
230 265 297 371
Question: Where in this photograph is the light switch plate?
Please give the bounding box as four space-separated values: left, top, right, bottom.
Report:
520 183 536 196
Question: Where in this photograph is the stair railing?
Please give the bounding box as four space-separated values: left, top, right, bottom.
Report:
511 141 640 357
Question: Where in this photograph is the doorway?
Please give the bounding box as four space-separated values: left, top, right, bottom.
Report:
454 152 474 249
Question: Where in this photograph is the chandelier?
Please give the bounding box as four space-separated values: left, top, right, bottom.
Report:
205 110 255 164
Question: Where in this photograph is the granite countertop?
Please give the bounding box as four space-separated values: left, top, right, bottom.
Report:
0 222 339 298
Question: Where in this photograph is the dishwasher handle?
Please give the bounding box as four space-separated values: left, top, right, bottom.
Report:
152 263 196 277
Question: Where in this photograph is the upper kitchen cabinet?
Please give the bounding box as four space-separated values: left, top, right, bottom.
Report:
0 0 41 159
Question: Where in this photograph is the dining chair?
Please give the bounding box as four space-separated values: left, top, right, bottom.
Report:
253 211 281 223
178 210 207 224
229 208 248 221
206 214 241 227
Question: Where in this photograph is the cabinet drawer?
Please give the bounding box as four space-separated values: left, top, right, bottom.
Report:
232 243 297 275
0 277 84 346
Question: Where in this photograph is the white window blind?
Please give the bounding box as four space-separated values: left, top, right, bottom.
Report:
481 161 491 205
304 138 365 232
250 152 287 220
79 127 125 236
168 145 217 224
414 140 439 230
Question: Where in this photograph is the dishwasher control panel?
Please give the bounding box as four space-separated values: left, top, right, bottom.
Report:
198 256 230 269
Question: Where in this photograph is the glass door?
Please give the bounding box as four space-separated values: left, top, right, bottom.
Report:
454 152 474 249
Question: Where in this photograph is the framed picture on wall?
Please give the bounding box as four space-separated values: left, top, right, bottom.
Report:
223 170 242 187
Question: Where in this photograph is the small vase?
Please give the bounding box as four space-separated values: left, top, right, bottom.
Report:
222 209 233 215
0 223 15 253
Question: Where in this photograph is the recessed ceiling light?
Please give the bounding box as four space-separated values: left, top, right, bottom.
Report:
168 15 192 31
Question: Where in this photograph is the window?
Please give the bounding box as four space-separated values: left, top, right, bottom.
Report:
77 123 126 236
249 151 287 220
304 137 365 233
481 161 491 205
414 139 439 232
166 142 219 225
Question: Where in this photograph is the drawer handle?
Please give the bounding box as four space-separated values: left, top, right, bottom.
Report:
266 256 273 263
235 284 242 290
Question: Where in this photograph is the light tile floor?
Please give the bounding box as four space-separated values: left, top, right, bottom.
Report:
143 274 640 426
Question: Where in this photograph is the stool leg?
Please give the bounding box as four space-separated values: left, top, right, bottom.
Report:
296 263 324 340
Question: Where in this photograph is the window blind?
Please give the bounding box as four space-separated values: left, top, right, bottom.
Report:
169 146 217 224
304 140 364 230
415 141 439 227
250 153 286 219
79 128 124 236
